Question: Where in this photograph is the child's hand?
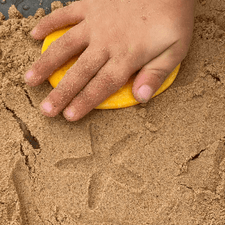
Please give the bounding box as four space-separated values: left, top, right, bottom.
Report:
25 0 195 121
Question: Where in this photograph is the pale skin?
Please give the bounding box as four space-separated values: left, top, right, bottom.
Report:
25 0 195 121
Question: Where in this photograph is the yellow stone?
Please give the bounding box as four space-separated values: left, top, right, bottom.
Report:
42 26 180 109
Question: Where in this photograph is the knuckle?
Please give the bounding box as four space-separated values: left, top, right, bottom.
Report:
100 73 126 93
152 69 168 80
33 52 56 78
57 34 74 50
72 0 87 17
104 75 119 92
146 68 168 84
109 73 128 90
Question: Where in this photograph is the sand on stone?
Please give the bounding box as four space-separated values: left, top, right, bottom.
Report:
0 1 225 224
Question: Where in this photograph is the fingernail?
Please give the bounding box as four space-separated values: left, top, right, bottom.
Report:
41 102 52 113
24 70 34 82
65 108 74 119
30 28 37 36
137 85 153 102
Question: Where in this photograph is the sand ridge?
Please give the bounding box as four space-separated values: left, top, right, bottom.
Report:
0 0 225 224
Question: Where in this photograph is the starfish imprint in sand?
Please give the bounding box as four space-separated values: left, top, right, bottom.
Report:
55 123 145 210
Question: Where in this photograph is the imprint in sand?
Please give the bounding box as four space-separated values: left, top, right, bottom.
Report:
55 123 145 210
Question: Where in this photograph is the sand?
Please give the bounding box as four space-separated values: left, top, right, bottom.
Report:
0 1 225 224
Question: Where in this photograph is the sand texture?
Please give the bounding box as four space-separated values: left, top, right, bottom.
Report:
1 1 225 224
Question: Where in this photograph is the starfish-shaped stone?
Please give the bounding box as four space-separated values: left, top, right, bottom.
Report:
55 123 145 210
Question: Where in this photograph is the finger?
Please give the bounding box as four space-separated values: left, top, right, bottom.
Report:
31 1 86 40
132 41 185 103
25 22 88 87
63 57 138 121
39 45 109 117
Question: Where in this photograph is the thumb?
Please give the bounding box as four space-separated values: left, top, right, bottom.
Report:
132 47 183 103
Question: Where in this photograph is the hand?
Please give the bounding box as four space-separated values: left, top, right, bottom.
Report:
25 0 195 121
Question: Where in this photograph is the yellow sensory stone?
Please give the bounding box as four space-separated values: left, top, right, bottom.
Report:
42 26 180 109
